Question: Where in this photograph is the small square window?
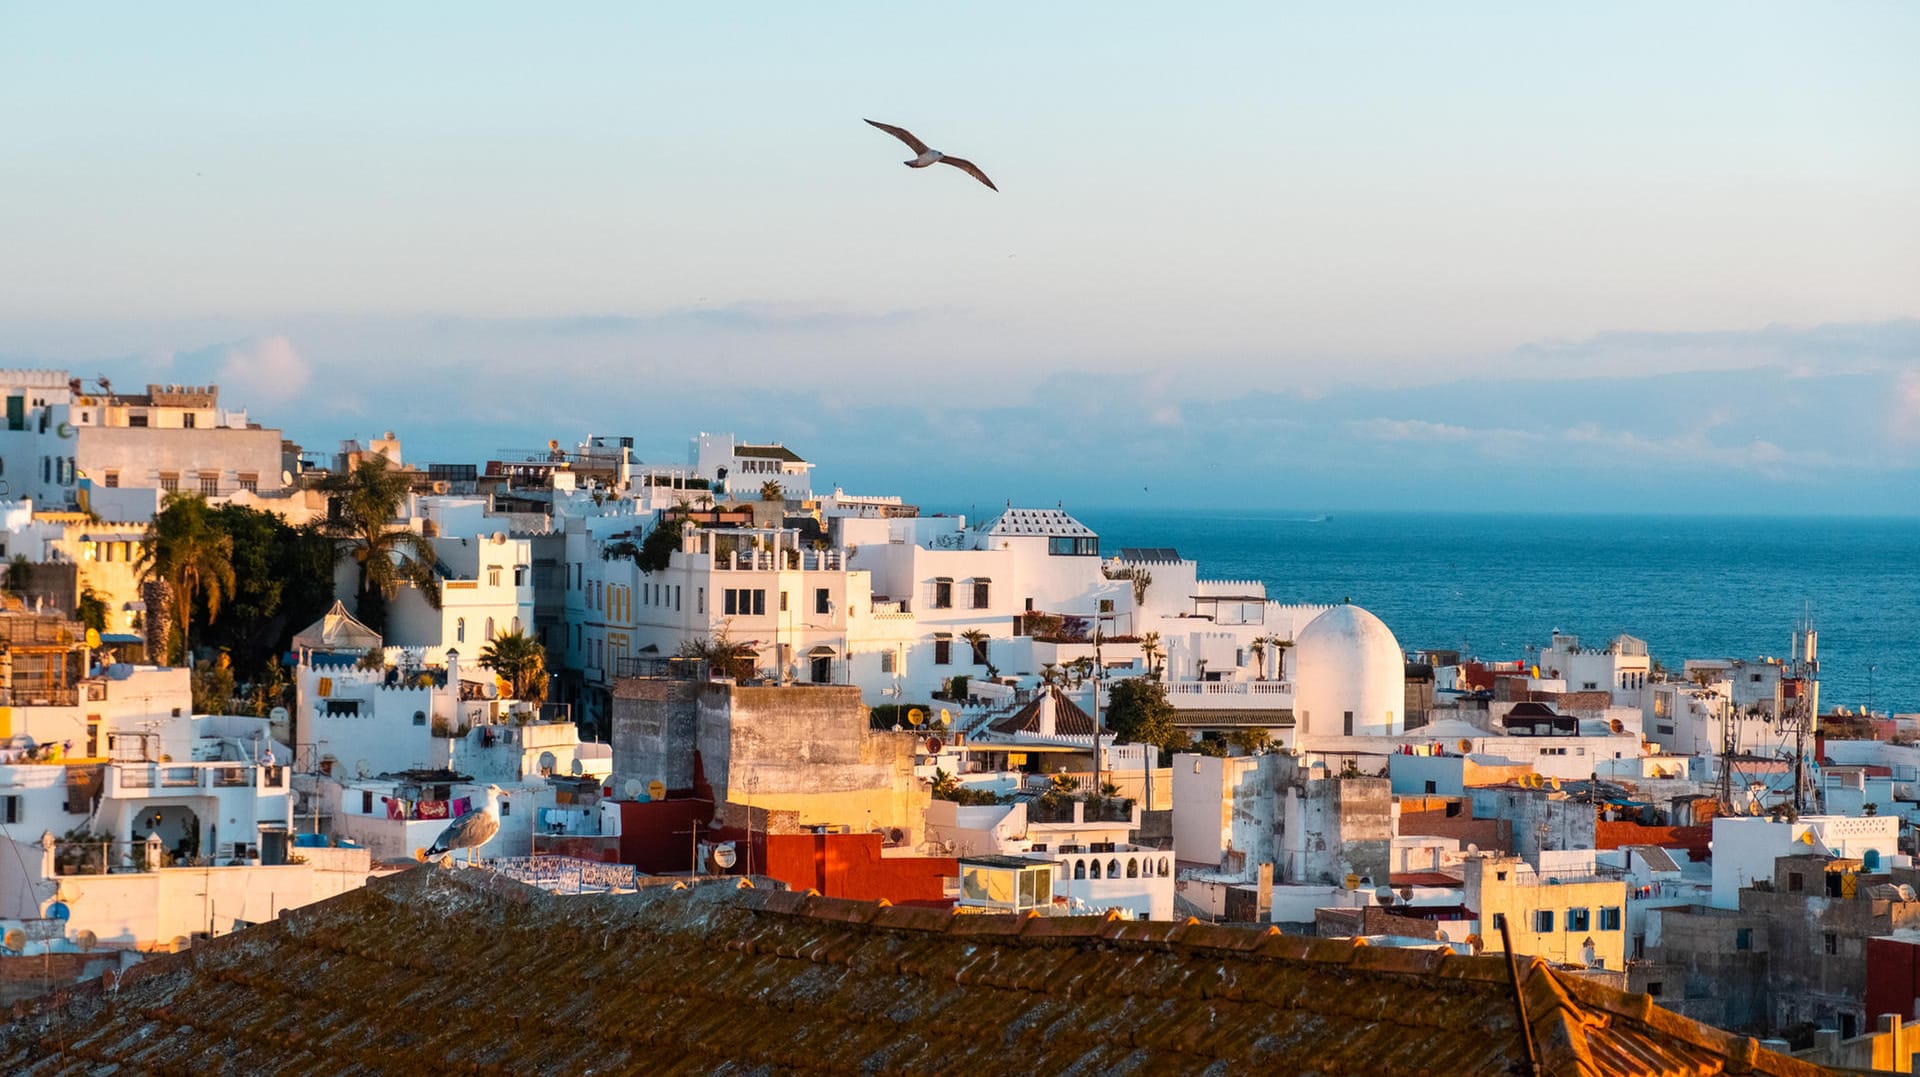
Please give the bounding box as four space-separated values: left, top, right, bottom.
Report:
1824 933 1838 955
1534 910 1555 933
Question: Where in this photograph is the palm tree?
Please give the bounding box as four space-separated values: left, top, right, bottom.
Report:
479 627 548 702
1250 636 1268 681
1039 662 1062 687
1270 636 1294 681
136 493 236 665
1139 631 1163 678
759 479 784 503
322 456 440 632
958 628 990 668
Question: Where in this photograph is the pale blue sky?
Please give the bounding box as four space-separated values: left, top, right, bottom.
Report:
2 3 1916 511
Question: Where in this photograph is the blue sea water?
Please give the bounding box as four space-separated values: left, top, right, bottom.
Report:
1071 511 1920 715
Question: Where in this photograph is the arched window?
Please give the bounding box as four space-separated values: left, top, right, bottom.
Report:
1089 860 1102 880
1126 858 1139 879
1159 857 1170 876
456 618 466 643
1107 859 1121 879
1140 858 1153 878
511 616 522 635
1073 860 1086 880
485 617 495 641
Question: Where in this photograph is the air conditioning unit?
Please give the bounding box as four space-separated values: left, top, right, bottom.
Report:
431 480 450 494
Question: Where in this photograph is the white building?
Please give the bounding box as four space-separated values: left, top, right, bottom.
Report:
1537 632 1652 707
690 433 815 501
337 498 536 669
934 798 1171 919
1708 815 1902 910
1292 604 1406 739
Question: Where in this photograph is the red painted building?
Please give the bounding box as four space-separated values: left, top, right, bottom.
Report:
1866 933 1920 1026
763 832 955 906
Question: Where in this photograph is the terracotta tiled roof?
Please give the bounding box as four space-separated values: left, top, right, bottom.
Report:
988 685 1096 737
1 869 1824 1076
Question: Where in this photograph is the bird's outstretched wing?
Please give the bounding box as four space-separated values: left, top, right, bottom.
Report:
938 156 998 191
864 119 929 155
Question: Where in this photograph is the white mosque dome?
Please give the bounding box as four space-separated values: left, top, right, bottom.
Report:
1292 604 1406 738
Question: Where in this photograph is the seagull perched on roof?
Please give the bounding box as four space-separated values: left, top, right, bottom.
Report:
417 783 505 867
864 119 997 191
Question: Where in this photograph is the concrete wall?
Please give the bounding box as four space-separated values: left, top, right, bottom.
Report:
609 678 701 791
702 684 924 842
76 425 285 496
1279 767 1391 886
612 680 925 841
1468 787 1596 862
45 845 376 948
1170 753 1263 869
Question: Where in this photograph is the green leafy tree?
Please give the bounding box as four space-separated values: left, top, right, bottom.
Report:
322 456 440 633
191 653 237 714
199 504 336 679
1105 678 1191 763
1228 727 1272 755
759 479 784 502
679 630 754 680
635 517 687 574
4 554 32 602
137 493 237 665
76 588 108 634
479 627 548 702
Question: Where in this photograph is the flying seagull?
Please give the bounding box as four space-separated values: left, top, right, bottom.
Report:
417 783 506 867
864 119 997 191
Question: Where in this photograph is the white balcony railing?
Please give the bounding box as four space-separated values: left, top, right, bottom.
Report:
106 761 288 797
1163 680 1294 709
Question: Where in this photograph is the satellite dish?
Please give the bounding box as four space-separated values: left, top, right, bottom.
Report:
623 779 643 799
926 736 944 755
46 901 69 921
570 758 584 777
906 708 925 727
1465 933 1485 954
1609 718 1625 733
75 929 97 952
1549 776 1562 791
171 935 191 953
1343 873 1360 891
85 627 101 649
1466 843 1480 854
1458 739 1473 753
354 759 371 779
538 751 557 776
648 780 666 801
491 531 507 545
938 708 952 727
282 470 294 486
269 706 289 724
1375 885 1396 904
712 843 738 870
1 929 23 953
